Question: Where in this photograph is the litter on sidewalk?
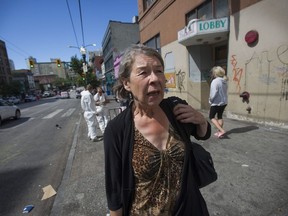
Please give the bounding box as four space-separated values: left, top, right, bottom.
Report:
41 185 57 200
22 205 34 213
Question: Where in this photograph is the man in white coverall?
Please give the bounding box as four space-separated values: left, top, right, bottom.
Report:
80 84 102 142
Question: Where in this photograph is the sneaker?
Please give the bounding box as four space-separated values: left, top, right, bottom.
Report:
92 137 103 142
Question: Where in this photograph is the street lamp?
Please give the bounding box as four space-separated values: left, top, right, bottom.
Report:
68 44 96 84
68 43 96 64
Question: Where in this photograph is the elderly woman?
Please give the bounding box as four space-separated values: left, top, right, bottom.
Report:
104 44 211 216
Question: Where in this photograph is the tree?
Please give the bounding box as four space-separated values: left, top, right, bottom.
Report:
0 81 23 97
69 55 101 87
52 77 72 91
70 55 83 75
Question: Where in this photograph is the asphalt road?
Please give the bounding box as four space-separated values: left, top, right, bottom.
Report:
0 97 82 216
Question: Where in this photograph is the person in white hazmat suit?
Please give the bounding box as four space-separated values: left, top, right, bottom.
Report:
94 87 109 134
81 84 102 142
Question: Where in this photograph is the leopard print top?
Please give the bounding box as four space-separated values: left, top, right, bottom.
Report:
130 125 185 215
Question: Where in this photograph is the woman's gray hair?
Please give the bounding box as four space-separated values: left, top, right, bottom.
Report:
113 44 164 99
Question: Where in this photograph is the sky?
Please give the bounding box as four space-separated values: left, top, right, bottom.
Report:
0 0 138 70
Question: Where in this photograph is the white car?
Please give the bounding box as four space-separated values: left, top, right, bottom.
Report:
0 100 21 126
60 91 70 99
25 95 37 102
8 96 20 104
42 91 53 97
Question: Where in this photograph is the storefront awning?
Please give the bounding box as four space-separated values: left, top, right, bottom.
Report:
178 17 229 46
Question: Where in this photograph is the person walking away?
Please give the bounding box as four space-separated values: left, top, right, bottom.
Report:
209 66 228 138
104 44 211 215
81 84 102 142
94 87 109 134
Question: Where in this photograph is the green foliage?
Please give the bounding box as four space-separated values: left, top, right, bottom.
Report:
0 81 23 97
70 55 83 75
52 77 73 91
69 55 101 87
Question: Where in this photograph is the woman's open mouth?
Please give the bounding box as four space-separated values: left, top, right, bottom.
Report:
147 90 160 96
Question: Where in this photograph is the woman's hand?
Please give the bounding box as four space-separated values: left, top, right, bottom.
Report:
173 104 205 124
173 103 208 137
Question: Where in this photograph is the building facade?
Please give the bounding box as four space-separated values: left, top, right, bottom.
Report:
12 69 36 95
0 40 12 85
102 20 139 94
89 50 104 79
29 58 75 91
137 0 288 127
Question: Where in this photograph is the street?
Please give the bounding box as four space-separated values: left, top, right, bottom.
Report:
0 97 82 216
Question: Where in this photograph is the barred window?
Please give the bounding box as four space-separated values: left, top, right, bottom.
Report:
144 34 161 53
143 0 156 11
186 0 228 24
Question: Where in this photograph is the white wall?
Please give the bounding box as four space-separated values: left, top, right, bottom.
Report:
227 0 288 127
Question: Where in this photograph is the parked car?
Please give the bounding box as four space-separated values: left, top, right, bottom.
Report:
76 90 82 99
0 97 9 102
8 96 20 104
0 99 21 126
60 91 70 99
42 91 53 97
25 95 37 102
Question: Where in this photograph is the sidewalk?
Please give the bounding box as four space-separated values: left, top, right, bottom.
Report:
50 96 119 216
51 98 288 216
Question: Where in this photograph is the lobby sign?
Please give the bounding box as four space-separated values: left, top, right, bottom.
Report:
178 17 229 42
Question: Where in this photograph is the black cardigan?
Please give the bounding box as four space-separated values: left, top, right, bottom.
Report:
104 96 211 215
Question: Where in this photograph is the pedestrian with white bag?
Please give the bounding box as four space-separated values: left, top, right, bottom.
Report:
94 87 109 134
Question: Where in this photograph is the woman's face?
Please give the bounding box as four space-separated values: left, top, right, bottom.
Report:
97 88 103 95
123 54 165 107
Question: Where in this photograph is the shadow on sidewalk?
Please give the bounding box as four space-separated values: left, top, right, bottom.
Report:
222 125 259 138
215 125 259 139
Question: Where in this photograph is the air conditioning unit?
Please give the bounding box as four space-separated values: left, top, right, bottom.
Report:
132 16 139 23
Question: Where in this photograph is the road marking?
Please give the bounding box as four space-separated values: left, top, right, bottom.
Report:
61 108 76 117
42 109 63 119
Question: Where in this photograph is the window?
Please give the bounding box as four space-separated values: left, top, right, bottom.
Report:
215 0 229 18
103 38 112 58
215 45 228 69
198 1 212 20
144 34 161 53
105 56 114 71
186 0 228 23
215 45 227 61
143 0 156 11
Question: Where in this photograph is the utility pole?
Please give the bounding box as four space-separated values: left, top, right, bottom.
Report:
80 46 88 84
68 44 96 85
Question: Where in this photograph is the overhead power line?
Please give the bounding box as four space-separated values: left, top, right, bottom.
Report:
0 35 32 57
78 0 85 46
66 0 80 48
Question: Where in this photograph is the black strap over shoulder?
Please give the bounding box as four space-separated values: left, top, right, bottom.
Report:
161 97 217 188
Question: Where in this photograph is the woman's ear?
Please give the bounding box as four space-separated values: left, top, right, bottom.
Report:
123 80 131 91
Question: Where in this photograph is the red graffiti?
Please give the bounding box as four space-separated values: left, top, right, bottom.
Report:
231 55 244 93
